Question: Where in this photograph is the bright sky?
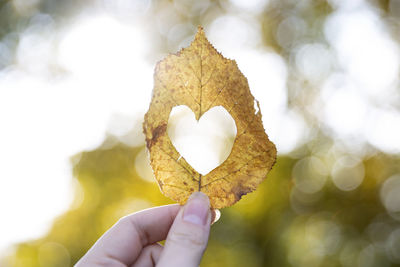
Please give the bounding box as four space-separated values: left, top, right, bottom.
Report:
0 0 400 254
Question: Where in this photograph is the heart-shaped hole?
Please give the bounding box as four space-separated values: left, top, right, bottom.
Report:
167 105 237 175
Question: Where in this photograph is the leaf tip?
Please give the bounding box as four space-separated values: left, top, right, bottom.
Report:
194 25 207 41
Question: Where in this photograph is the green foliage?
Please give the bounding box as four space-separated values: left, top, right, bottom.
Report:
3 139 400 266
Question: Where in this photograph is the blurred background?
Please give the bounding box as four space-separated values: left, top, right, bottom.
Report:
1 0 400 266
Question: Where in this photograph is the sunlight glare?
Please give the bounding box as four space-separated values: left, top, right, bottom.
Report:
325 6 399 98
322 77 368 137
0 14 152 251
168 105 237 175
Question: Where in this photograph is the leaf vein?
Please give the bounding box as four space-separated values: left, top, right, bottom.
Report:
177 75 200 105
201 153 266 187
157 147 199 181
163 184 188 191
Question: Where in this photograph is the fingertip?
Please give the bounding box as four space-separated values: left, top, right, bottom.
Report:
183 192 211 226
185 192 221 225
187 191 210 205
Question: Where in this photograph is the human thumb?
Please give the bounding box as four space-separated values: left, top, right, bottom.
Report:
156 192 211 267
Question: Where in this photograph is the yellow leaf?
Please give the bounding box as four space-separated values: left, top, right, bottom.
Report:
143 27 277 208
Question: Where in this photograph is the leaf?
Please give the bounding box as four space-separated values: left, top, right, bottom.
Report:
143 26 277 209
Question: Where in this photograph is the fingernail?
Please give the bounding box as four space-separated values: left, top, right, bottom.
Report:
211 209 221 225
183 192 210 226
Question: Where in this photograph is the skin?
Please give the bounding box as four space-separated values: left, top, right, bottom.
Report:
76 192 212 267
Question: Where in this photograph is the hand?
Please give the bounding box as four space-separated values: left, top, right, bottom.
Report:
76 192 212 267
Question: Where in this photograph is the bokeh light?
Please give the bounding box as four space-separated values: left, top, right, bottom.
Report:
380 174 400 219
293 157 328 194
331 155 364 191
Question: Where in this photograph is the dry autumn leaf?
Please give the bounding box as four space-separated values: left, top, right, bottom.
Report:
143 27 277 209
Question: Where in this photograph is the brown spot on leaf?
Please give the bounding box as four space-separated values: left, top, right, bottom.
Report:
146 124 167 150
231 184 252 201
